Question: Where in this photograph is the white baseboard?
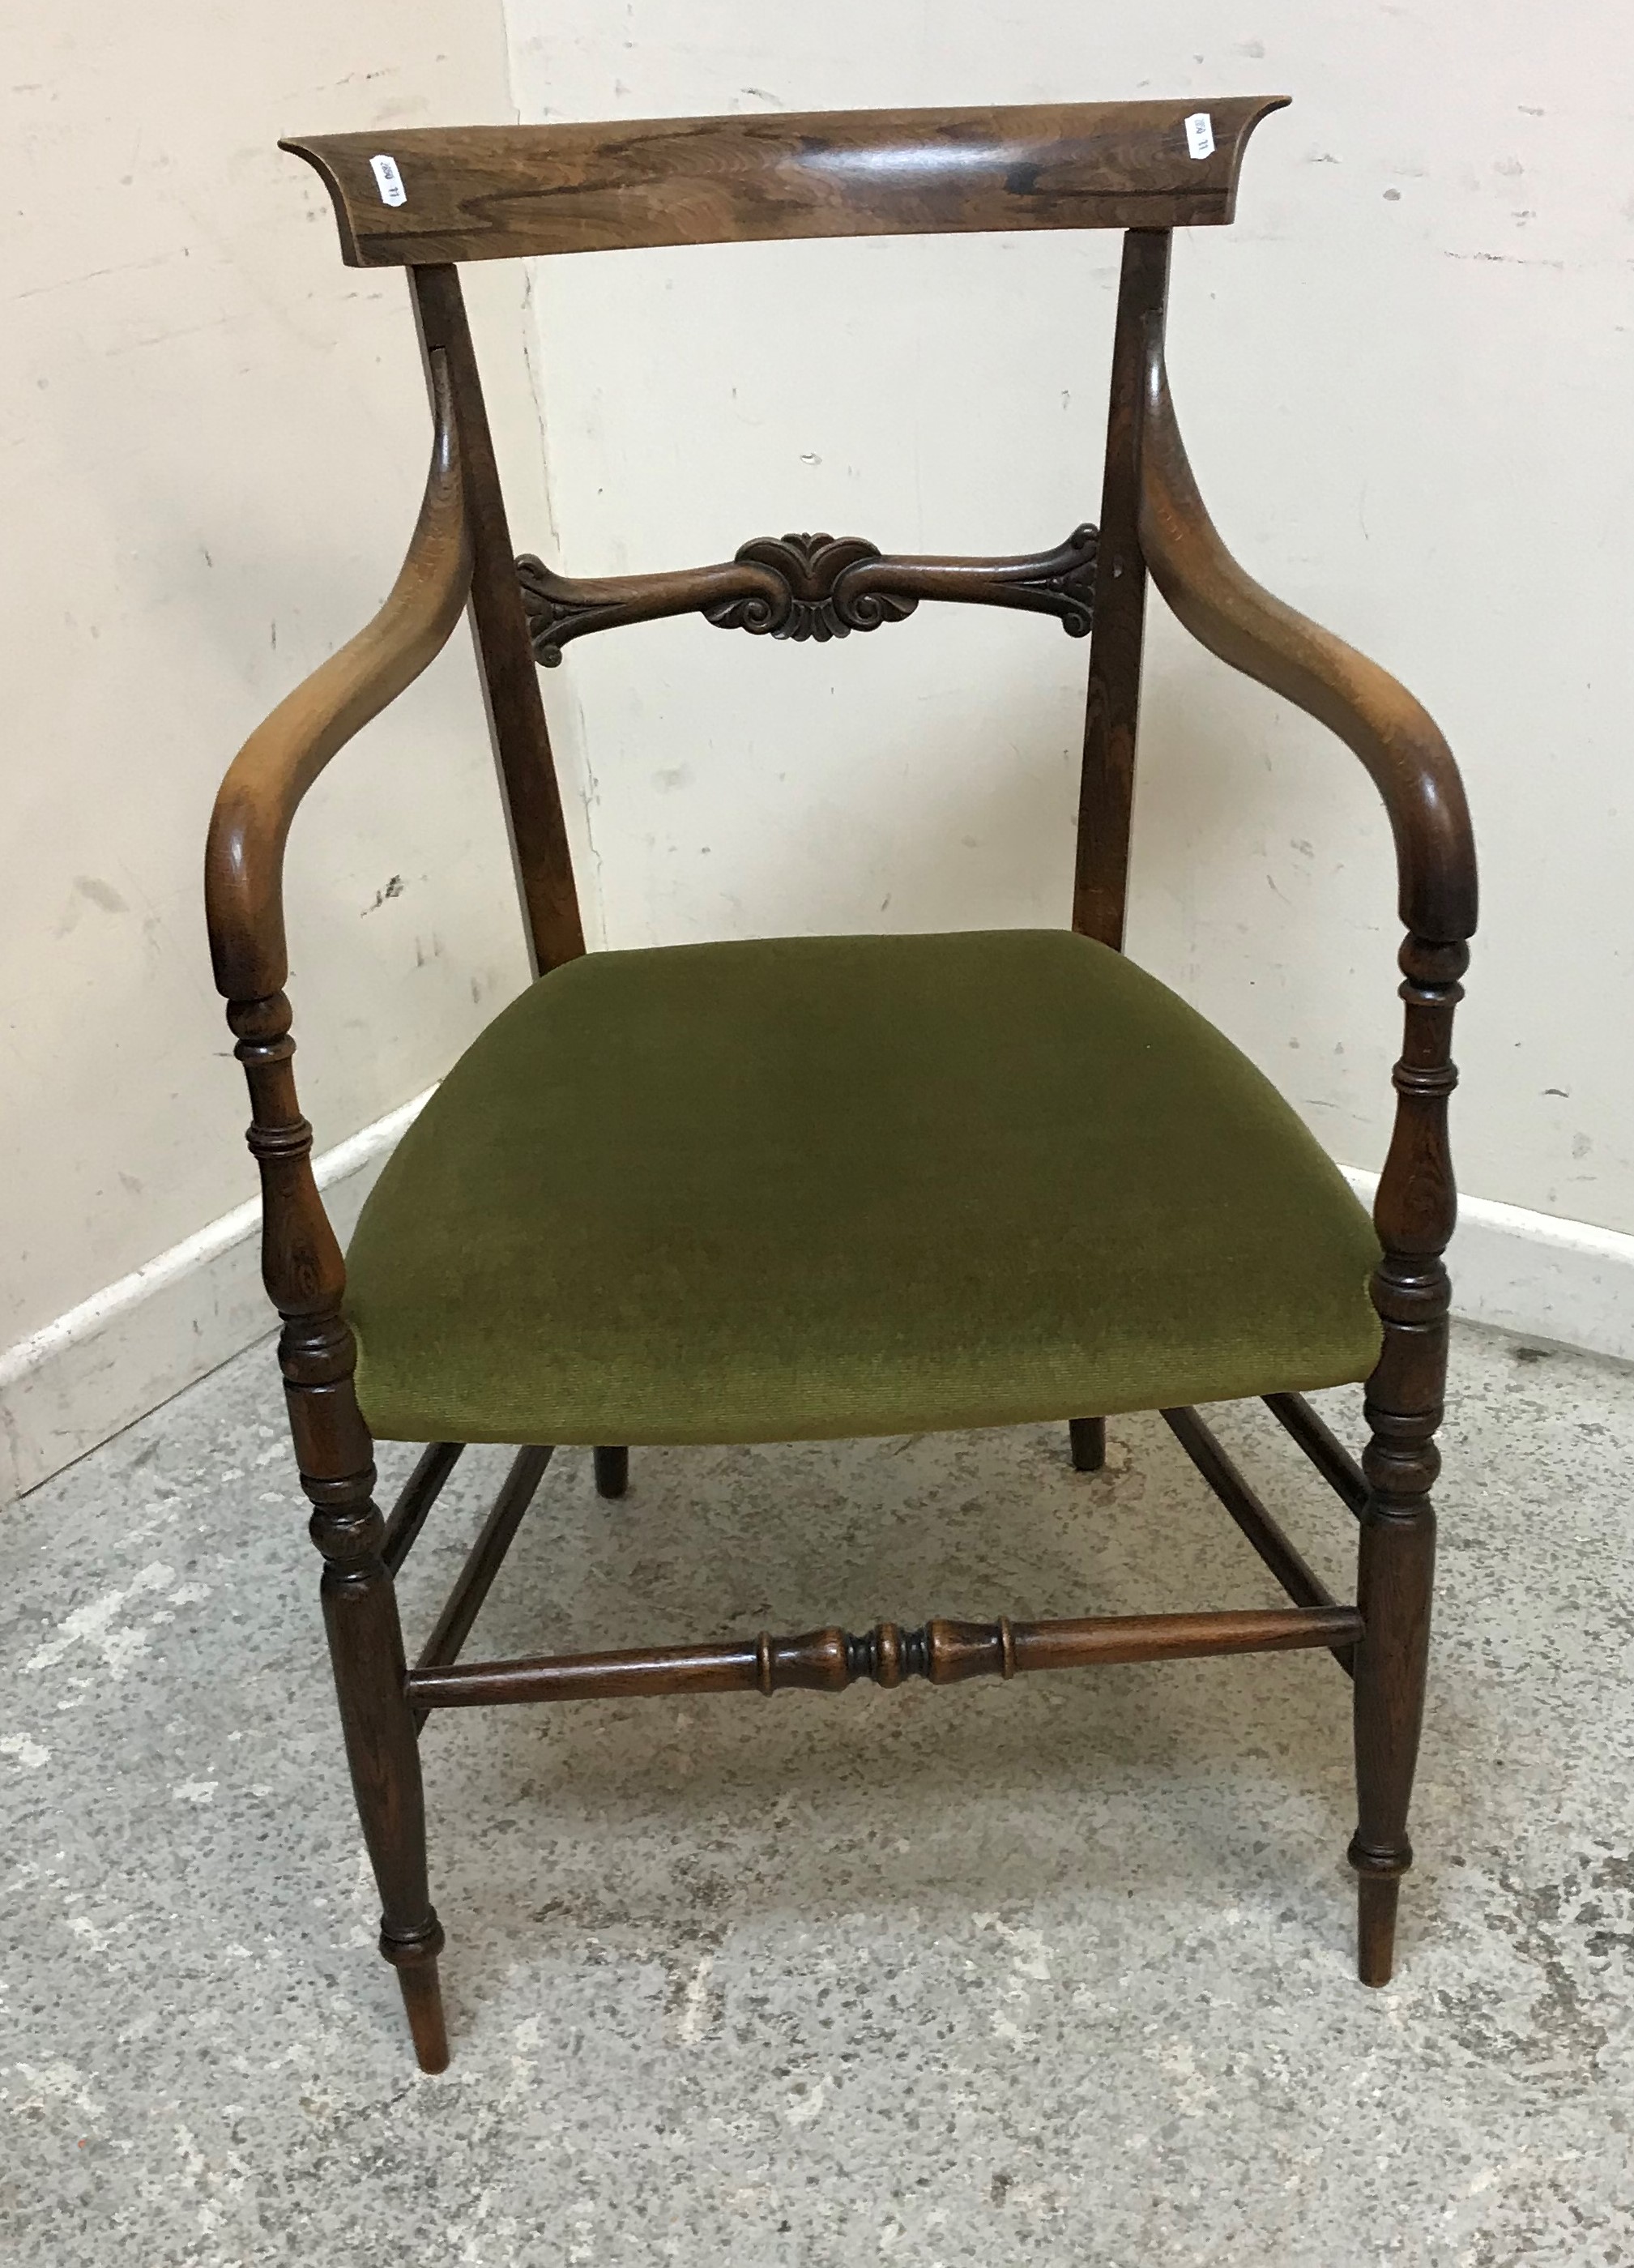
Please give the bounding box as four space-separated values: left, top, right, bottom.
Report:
1342 1168 1634 1365
1 1113 1625 1505
0 1091 433 1505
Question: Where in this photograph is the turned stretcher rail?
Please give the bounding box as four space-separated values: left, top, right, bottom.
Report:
515 523 1099 663
406 1604 1363 1711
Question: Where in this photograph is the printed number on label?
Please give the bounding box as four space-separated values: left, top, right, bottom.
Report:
1184 112 1215 161
369 154 407 207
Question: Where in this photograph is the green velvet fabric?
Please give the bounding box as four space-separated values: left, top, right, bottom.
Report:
345 930 1380 1445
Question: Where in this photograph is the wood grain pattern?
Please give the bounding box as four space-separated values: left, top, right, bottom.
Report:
1137 327 1477 943
407 1604 1361 1710
204 352 471 1002
283 100 1290 267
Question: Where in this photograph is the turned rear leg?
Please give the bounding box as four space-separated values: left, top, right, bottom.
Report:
594 1446 629 1498
1069 1418 1106 1472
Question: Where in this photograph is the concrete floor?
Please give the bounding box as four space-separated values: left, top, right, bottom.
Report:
3 1322 1633 2266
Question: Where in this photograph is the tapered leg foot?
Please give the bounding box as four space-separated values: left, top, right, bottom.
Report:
312 1454 447 2076
1345 933 1461 1988
1069 1418 1105 1473
1349 1489 1434 1992
594 1446 629 1498
1353 1865 1401 1987
390 1944 450 2072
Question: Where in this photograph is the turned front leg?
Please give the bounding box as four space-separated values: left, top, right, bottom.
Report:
306 1433 447 2070
232 990 449 2070
1350 936 1464 1984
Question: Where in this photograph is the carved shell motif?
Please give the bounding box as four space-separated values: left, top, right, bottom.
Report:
704 532 919 643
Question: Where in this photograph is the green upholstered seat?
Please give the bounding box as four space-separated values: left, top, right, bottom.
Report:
343 929 1381 1446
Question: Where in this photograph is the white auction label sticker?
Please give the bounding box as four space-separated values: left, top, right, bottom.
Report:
369 153 407 207
1184 111 1215 161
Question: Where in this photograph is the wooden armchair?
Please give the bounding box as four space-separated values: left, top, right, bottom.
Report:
205 98 1476 2072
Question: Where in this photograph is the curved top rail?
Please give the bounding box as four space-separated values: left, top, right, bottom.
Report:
282 96 1289 267
1136 327 1476 943
205 352 473 1002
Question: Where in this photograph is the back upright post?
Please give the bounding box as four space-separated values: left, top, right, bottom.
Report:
410 263 585 976
1073 228 1171 948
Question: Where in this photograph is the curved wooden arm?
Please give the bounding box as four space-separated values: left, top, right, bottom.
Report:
205 351 473 1000
1136 326 1476 942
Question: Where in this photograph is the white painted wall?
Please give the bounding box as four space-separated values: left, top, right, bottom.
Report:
0 4 547 1359
4 3 1632 1493
510 4 1634 1239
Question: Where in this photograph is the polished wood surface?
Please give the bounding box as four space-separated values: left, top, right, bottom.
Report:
1351 932 1465 1981
223 987 447 2073
516 522 1099 665
204 352 471 1002
1137 329 1477 945
208 91 1478 2059
407 1603 1362 1711
1074 227 1171 946
411 266 584 976
284 100 1290 267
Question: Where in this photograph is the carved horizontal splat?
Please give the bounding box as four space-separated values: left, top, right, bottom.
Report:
407 1604 1362 1711
516 523 1098 665
282 100 1291 267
